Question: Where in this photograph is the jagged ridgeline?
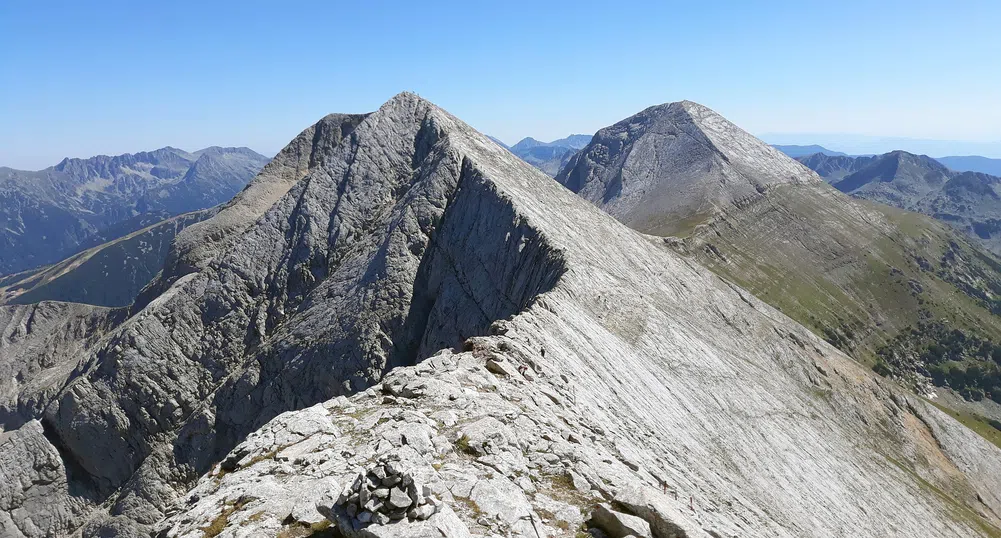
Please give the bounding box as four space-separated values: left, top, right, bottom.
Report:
0 147 269 277
798 150 1001 256
2 94 1001 538
557 101 1001 415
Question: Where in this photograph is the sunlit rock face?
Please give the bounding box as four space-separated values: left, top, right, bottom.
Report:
2 94 1000 538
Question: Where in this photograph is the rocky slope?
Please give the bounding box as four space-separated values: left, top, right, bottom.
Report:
557 101 1001 413
799 151 1001 254
509 135 590 177
0 209 215 307
556 101 815 236
0 146 268 276
2 94 1001 538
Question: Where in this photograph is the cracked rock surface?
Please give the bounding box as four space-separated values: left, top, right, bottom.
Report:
1 94 1000 537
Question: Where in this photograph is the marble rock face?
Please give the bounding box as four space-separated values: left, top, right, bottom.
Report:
2 94 1000 538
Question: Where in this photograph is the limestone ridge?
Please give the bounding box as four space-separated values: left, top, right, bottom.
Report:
1 93 565 536
556 100 816 235
3 94 1001 537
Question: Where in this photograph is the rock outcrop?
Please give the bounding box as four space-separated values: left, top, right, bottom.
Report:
2 94 1001 538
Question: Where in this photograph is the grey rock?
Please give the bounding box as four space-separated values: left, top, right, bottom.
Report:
591 504 653 538
485 356 520 377
614 486 707 538
388 487 413 510
6 94 1001 538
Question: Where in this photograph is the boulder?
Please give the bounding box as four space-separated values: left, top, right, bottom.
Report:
591 504 653 538
614 486 707 538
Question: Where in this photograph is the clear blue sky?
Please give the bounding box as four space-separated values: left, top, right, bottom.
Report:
2 0 1000 169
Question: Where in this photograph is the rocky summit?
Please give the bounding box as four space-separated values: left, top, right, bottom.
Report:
1 93 1000 538
558 100 1001 417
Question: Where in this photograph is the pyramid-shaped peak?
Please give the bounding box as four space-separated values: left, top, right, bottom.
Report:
557 99 818 234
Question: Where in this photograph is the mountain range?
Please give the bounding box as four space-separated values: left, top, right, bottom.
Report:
1 95 1000 538
506 134 591 176
774 144 1001 176
798 150 1001 254
0 146 268 276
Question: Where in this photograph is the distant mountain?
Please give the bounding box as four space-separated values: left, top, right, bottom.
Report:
938 155 1001 176
0 209 214 307
772 144 847 157
558 99 1001 413
795 153 876 182
508 134 591 176
799 150 1001 253
0 146 268 276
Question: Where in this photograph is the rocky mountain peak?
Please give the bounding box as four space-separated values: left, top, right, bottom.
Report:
555 99 817 235
3 95 1001 538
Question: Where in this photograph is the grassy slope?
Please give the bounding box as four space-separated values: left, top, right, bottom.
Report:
657 181 1001 446
677 183 1001 362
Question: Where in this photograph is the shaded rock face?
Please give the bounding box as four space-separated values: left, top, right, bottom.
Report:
0 146 268 276
0 209 215 307
556 101 811 235
0 95 565 536
4 94 1001 538
0 302 126 430
799 150 1001 254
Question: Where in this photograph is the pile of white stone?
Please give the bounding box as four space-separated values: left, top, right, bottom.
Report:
334 458 440 526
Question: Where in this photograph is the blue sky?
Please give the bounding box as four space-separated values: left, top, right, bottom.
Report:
1 0 1000 169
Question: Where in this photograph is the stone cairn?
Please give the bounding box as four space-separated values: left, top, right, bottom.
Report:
335 457 440 527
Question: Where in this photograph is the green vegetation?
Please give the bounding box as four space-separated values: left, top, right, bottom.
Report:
669 185 1001 408
200 497 254 538
927 400 1001 450
877 321 1001 403
454 434 476 456
277 519 339 538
